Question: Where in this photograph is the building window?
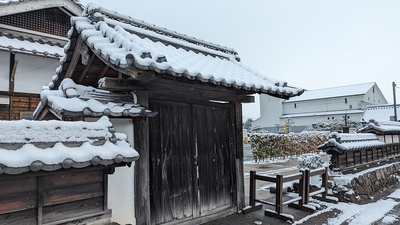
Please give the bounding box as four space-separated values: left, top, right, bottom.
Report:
368 97 370 101
294 103 297 108
20 111 34 120
332 117 334 119
345 98 347 104
327 117 330 120
349 105 352 109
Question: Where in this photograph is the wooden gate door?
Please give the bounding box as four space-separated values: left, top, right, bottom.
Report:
193 104 235 214
149 100 235 224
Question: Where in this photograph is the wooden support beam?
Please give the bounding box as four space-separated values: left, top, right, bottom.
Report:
98 77 254 103
234 102 245 210
77 52 96 83
134 91 151 225
65 36 84 79
99 65 109 76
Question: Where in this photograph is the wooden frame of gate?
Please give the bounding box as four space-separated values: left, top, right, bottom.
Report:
244 167 338 222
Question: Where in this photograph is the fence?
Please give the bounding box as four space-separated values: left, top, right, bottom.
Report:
244 167 338 222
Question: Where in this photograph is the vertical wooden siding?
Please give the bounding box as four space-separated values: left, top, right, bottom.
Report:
149 99 235 224
149 101 196 224
194 104 234 214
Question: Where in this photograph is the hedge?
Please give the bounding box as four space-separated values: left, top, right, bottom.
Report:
249 132 328 162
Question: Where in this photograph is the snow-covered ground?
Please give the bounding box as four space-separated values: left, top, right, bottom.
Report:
294 189 400 225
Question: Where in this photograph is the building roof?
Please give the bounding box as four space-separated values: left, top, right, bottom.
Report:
49 3 303 99
285 82 376 103
363 104 400 122
0 0 83 57
0 116 139 175
0 32 64 58
281 109 364 119
358 120 400 134
318 132 385 154
34 78 157 119
0 0 83 15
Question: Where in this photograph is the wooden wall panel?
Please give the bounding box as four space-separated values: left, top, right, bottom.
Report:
42 197 104 224
0 191 37 214
0 208 37 225
0 169 107 224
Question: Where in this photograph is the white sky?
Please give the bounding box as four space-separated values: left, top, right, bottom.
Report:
79 0 400 119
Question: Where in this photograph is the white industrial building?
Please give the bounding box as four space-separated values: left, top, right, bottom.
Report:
253 82 388 132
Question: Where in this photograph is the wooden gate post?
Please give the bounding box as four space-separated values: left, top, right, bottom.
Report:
304 170 310 204
276 174 283 214
249 171 256 207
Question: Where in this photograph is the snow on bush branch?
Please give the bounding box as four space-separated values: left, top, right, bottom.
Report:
297 153 324 170
250 132 328 162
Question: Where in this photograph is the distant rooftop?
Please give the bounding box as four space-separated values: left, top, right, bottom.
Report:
363 104 400 122
285 82 377 102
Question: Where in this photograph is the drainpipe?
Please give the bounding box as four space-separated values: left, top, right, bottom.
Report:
393 82 397 121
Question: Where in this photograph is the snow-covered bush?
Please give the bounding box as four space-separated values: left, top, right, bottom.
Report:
306 118 364 133
250 132 327 162
297 153 324 170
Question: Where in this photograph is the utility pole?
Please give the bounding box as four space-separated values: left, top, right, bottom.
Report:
393 82 397 121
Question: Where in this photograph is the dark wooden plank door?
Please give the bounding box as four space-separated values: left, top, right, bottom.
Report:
149 100 235 224
194 104 234 214
149 100 197 224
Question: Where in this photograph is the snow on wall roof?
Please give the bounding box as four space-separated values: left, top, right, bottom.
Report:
0 116 139 175
363 104 400 122
34 78 157 119
285 82 376 103
358 120 400 134
49 3 303 98
318 132 385 153
0 33 64 58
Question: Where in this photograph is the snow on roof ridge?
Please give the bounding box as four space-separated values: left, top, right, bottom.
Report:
83 3 240 60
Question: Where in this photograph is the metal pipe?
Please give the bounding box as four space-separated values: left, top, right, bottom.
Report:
393 82 397 121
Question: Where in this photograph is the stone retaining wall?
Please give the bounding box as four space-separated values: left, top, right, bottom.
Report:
332 163 400 203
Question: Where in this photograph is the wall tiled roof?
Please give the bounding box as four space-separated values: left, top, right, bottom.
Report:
0 116 138 174
318 132 385 153
358 120 400 134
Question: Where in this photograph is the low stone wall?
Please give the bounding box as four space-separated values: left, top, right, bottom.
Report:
332 162 400 203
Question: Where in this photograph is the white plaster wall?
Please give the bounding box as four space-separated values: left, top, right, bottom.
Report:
108 118 136 225
85 117 136 224
14 54 59 93
252 94 283 129
0 51 10 91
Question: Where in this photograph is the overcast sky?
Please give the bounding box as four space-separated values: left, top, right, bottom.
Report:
79 0 400 119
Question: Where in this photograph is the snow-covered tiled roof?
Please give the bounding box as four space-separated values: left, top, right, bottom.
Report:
285 82 376 102
358 120 400 134
0 33 64 58
0 116 138 174
363 104 400 122
34 78 157 119
50 3 303 98
318 132 385 153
